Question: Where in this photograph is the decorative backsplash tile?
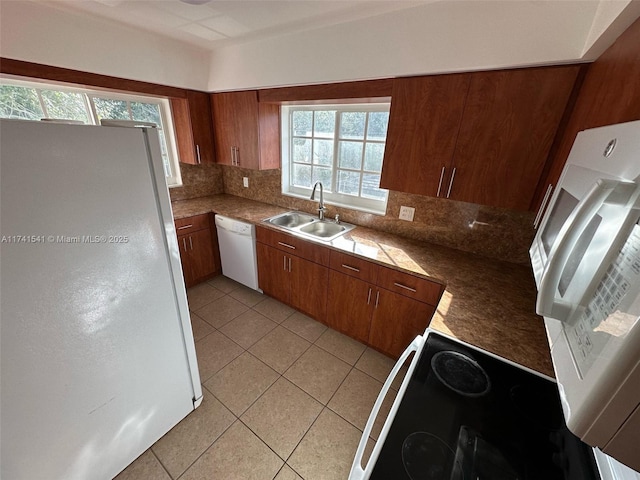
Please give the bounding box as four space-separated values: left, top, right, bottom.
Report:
169 162 224 202
220 166 537 264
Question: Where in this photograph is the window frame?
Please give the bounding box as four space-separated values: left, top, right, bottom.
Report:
281 103 390 215
0 77 182 187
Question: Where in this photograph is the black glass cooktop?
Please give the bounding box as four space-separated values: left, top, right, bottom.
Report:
370 332 599 480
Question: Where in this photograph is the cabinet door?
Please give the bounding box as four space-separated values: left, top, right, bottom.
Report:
186 91 215 164
326 270 373 343
188 228 216 285
369 289 435 358
449 66 580 210
290 256 329 322
379 74 470 196
256 243 290 304
211 91 260 168
177 234 194 287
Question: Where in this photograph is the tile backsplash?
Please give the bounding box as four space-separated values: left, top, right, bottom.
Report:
220 166 537 265
169 162 224 202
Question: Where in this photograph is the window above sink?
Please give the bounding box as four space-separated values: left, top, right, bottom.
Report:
280 104 390 215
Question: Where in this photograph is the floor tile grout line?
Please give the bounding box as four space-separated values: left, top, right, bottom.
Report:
149 446 174 480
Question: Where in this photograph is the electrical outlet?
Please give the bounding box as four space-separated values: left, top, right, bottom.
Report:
399 206 415 221
243 177 249 188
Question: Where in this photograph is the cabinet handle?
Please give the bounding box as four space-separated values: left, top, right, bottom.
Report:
341 264 360 272
230 146 235 166
283 256 287 271
196 144 201 165
278 241 296 250
189 236 193 250
533 184 554 229
367 287 372 305
394 282 417 293
235 147 240 166
288 257 292 272
436 167 446 197
374 290 380 308
446 167 456 198
182 238 187 251
177 224 193 230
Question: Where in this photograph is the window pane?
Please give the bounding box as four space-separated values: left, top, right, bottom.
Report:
40 90 89 123
93 98 130 121
339 111 365 139
312 167 332 190
158 130 169 157
131 102 161 125
364 143 385 172
313 139 333 166
367 112 389 141
0 85 43 120
292 110 312 136
293 138 311 164
337 170 361 196
313 111 335 138
292 164 312 188
338 141 363 170
362 173 386 200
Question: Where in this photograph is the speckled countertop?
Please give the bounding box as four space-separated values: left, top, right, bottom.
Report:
172 194 554 377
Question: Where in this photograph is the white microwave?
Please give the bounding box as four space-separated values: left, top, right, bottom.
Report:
530 120 640 478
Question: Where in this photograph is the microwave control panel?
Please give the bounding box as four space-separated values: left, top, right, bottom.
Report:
566 222 640 377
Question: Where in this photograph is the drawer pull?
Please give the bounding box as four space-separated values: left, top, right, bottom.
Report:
177 224 193 230
394 282 417 293
278 241 296 250
341 264 360 272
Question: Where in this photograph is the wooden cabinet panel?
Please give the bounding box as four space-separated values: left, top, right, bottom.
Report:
329 250 378 284
326 270 373 343
290 256 329 322
450 66 580 209
176 214 219 288
256 226 330 266
171 92 215 165
379 73 470 196
256 243 290 304
376 266 443 306
186 91 215 164
211 91 279 170
369 288 435 358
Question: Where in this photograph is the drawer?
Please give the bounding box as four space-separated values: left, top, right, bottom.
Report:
329 250 378 284
376 266 444 306
256 226 330 266
175 213 211 236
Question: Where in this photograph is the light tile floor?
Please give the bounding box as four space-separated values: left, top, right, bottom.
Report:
116 275 405 480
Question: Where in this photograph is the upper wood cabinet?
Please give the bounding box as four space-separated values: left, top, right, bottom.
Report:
211 91 280 170
171 91 215 165
380 66 580 210
380 73 470 197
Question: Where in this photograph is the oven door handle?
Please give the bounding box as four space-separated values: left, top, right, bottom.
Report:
349 335 426 480
537 178 635 321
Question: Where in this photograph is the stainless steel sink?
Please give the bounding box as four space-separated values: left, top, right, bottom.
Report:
265 212 317 228
263 211 355 241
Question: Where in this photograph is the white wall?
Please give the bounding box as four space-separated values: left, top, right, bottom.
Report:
207 0 600 91
582 0 640 59
0 1 211 91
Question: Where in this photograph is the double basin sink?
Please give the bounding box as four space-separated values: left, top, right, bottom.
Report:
264 211 355 242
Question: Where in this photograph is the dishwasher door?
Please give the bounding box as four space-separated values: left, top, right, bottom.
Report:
215 215 260 291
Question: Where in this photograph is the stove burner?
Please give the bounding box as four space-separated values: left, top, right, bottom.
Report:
431 351 491 397
402 432 462 480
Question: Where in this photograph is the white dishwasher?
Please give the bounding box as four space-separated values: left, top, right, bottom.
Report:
215 215 260 291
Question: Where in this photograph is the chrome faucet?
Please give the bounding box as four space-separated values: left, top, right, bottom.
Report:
310 181 326 220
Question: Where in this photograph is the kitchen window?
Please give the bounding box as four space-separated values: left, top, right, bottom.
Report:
281 104 390 215
0 79 182 187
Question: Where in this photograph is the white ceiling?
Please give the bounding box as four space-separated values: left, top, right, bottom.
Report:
48 0 429 50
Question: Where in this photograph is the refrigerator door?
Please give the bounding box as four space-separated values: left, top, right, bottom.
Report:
0 120 201 480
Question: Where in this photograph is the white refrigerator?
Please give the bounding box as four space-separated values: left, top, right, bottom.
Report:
0 119 203 479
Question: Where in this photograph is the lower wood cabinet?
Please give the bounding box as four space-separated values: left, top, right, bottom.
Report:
175 213 220 288
256 226 329 322
326 270 373 343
